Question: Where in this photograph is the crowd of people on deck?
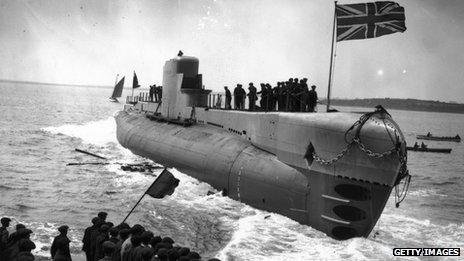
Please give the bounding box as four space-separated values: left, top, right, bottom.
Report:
1 214 219 261
149 85 163 102
144 77 318 113
224 78 318 112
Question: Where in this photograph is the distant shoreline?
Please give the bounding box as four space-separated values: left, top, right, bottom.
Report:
2 79 463 114
326 98 464 114
0 78 112 89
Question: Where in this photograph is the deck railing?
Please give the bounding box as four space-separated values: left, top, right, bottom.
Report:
126 92 161 104
127 91 318 112
207 92 318 112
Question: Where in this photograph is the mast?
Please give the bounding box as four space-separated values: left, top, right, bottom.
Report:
326 1 338 112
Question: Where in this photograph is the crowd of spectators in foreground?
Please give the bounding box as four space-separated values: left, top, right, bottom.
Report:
0 217 36 261
1 213 220 261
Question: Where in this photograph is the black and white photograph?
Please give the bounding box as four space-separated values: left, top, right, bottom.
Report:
0 0 462 260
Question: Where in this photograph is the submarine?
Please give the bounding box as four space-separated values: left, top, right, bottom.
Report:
115 54 410 240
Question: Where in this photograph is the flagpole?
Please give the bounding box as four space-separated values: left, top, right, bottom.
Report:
121 167 170 224
121 185 151 224
326 1 337 112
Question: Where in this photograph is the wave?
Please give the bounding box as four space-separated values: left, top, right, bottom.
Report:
215 210 401 261
0 184 14 190
376 213 464 249
431 181 457 186
41 117 117 146
408 188 448 198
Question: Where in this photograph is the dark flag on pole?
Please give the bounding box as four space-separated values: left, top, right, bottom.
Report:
132 71 141 89
336 1 406 42
121 168 179 223
145 169 180 198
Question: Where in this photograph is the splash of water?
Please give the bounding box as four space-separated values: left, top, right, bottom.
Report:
42 117 117 146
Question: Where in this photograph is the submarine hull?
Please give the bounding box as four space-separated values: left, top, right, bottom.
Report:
115 110 395 239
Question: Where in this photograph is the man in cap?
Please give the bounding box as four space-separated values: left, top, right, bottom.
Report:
94 224 110 261
6 228 33 261
156 248 169 261
16 238 36 261
82 217 101 261
8 223 26 242
266 83 275 111
126 235 142 261
98 212 108 222
292 78 301 111
89 219 105 261
224 86 232 110
233 84 245 110
121 224 144 261
308 85 318 112
132 230 153 260
51 225 71 261
149 85 155 102
112 228 129 261
298 78 309 112
98 241 115 261
247 82 257 111
257 83 267 111
141 247 154 261
0 217 11 261
108 228 119 244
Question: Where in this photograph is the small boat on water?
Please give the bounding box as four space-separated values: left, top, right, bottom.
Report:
416 133 461 142
406 146 452 153
110 76 125 102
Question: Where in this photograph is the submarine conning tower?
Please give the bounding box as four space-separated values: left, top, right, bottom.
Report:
161 55 211 120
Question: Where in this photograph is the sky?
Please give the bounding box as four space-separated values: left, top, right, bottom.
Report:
0 0 463 102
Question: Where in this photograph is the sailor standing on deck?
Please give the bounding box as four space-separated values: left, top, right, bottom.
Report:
285 80 292 111
149 85 155 102
292 78 301 111
308 85 318 112
299 79 309 112
258 83 267 111
233 84 245 110
224 86 232 109
276 82 284 111
247 82 257 111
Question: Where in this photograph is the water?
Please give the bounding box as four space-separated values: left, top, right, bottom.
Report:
0 82 463 260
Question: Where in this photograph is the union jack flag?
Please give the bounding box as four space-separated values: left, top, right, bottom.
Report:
336 1 406 42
